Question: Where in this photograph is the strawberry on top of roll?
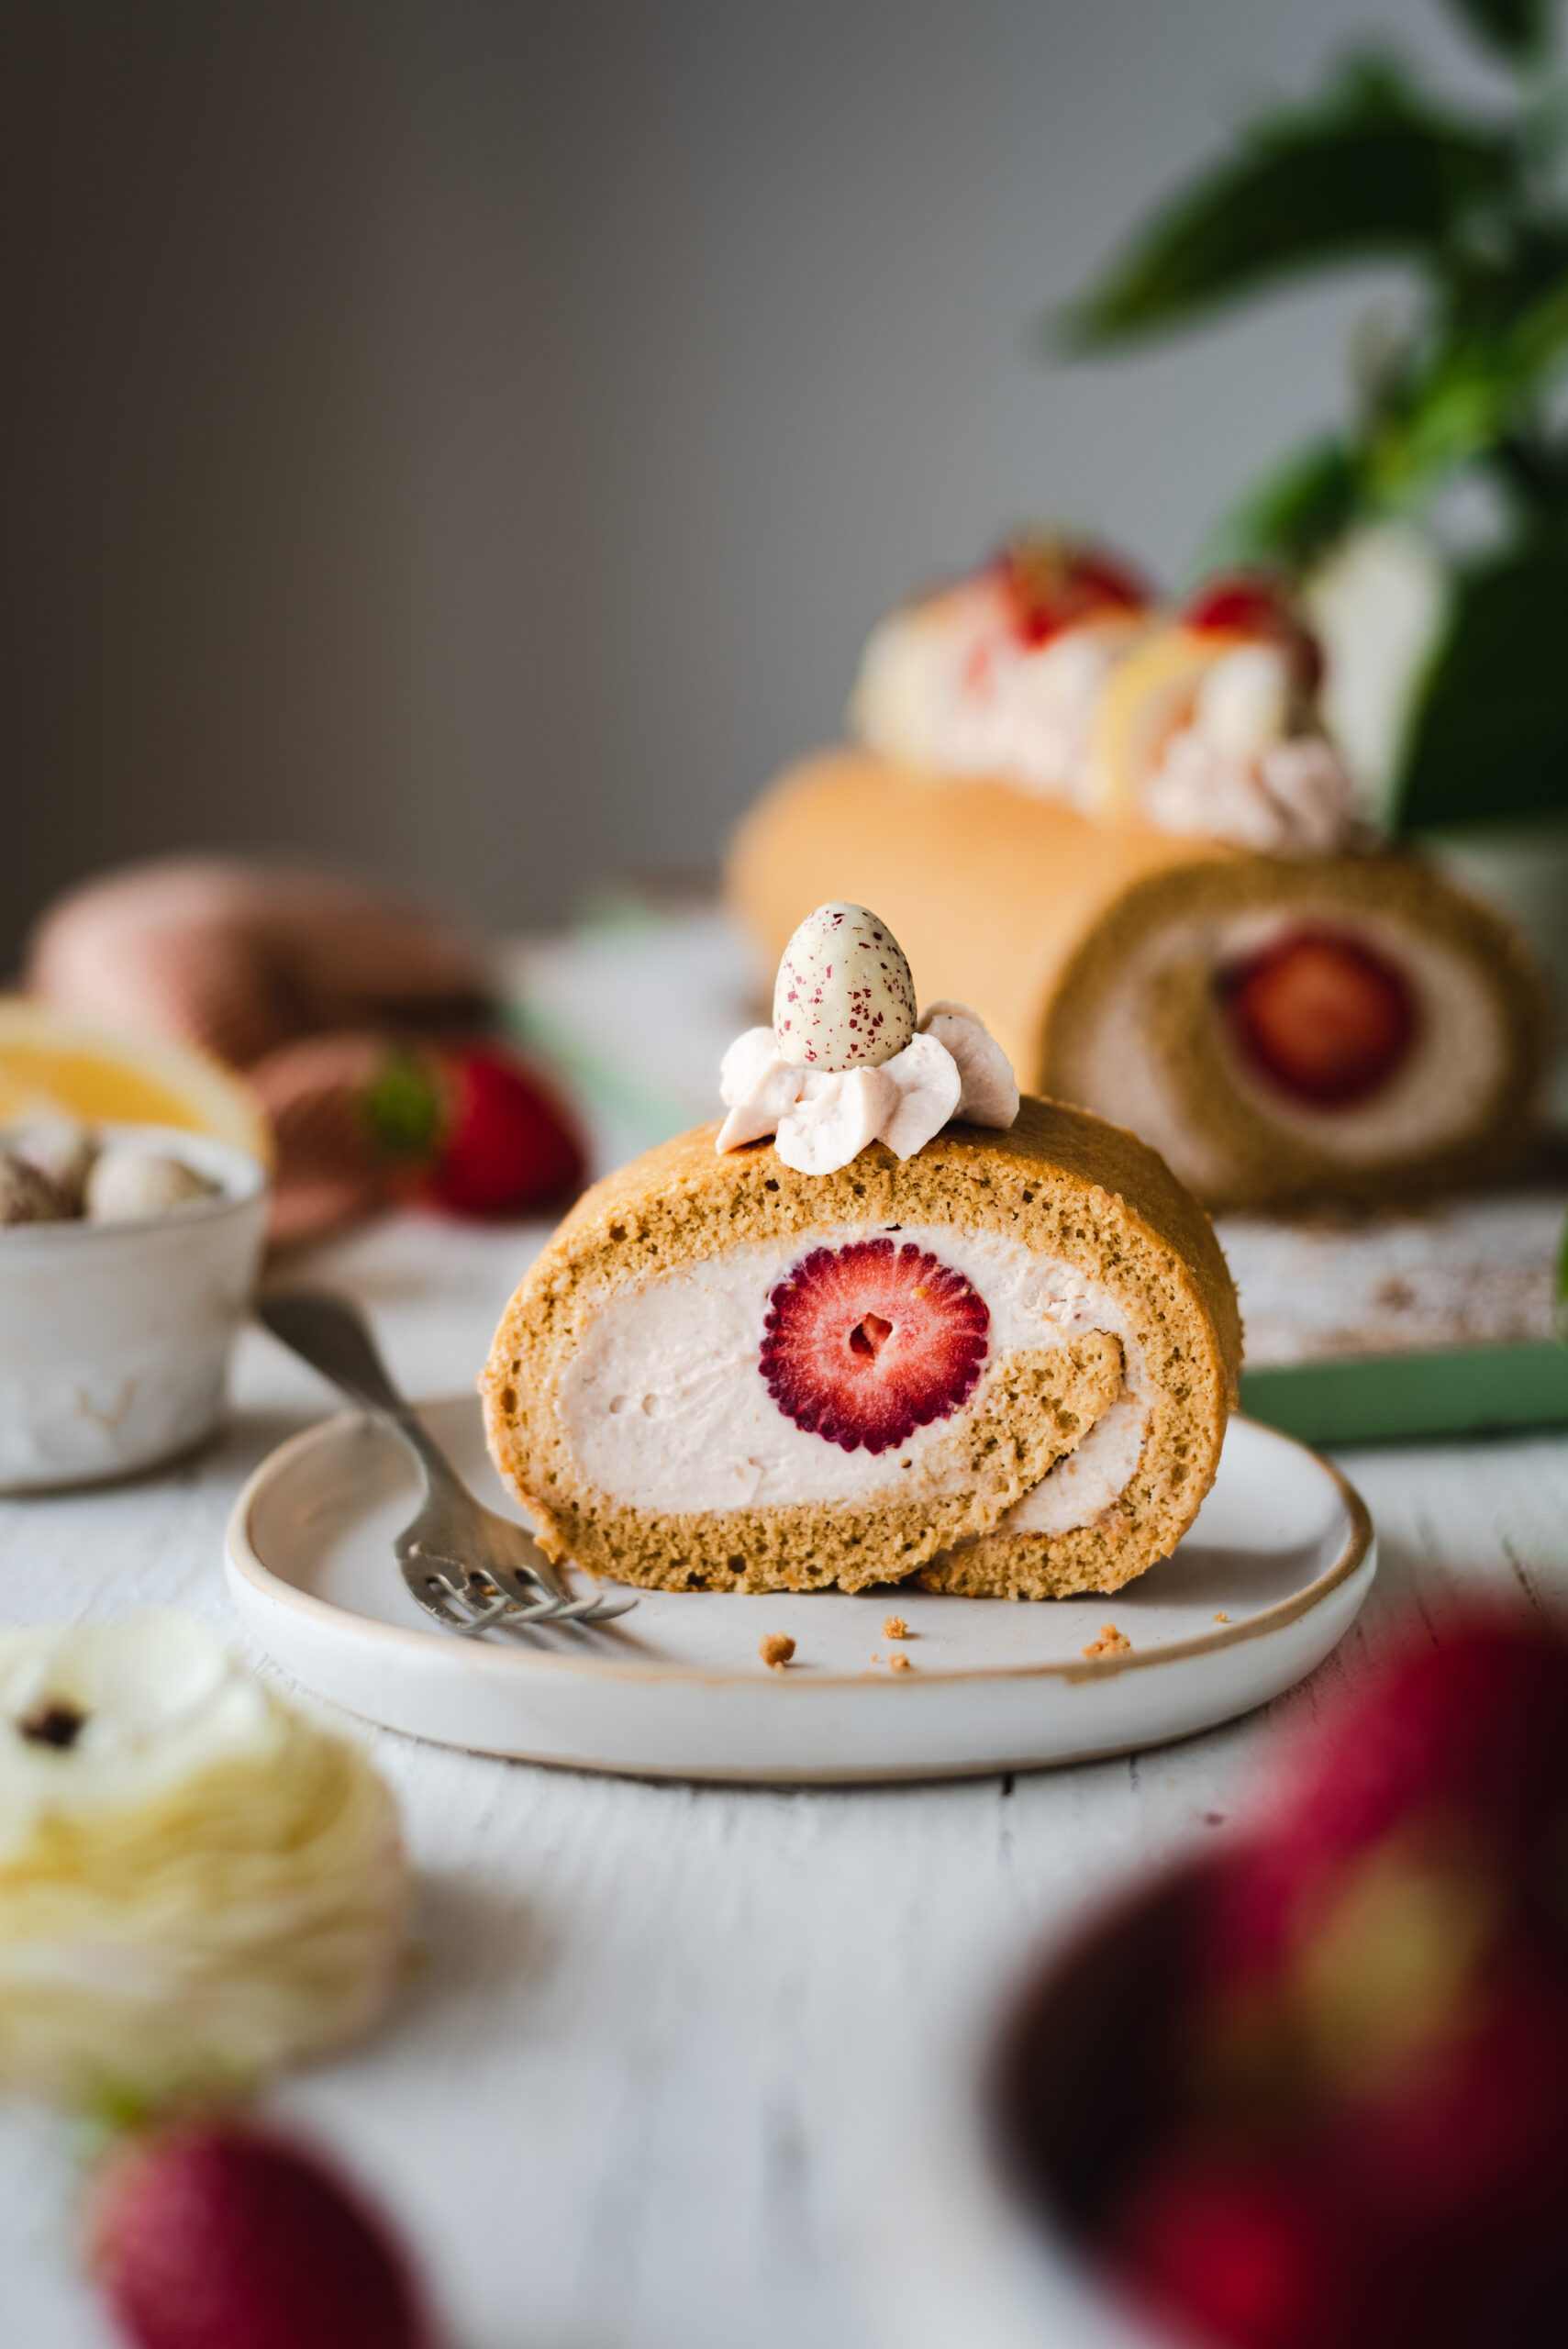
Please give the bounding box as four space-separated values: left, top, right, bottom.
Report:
851 533 1155 805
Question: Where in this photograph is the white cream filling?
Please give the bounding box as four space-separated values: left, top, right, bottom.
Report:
992 1393 1147 1537
1058 905 1507 1190
851 580 1145 804
558 1224 1143 1525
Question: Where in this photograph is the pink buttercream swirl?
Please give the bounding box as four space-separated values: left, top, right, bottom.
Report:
717 1001 1018 1176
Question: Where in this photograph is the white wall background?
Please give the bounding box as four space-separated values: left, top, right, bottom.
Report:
4 0 1507 961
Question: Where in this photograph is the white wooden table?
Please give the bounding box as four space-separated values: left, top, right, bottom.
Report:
3 1204 1565 2349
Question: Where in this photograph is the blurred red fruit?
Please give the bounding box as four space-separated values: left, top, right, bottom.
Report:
1108 2148 1364 2349
89 2121 428 2349
1006 1615 1568 2349
1209 1613 1568 1990
366 1038 585 1217
1327 1960 1568 2234
1183 571 1324 691
1221 928 1417 1108
998 535 1151 646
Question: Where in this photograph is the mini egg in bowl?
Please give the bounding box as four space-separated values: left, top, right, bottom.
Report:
0 1122 269 1492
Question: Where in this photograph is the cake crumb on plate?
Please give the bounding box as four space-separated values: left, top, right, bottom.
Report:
1214 1610 1229 1624
888 1652 912 1674
1082 1623 1131 1660
759 1633 795 1670
883 1614 909 1639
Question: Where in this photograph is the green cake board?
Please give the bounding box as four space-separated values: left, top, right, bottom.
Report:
1240 1342 1568 1449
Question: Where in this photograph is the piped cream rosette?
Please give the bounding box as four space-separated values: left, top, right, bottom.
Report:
717 1007 1018 1174
0 1615 406 2110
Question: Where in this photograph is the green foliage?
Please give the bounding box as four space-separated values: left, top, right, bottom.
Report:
1206 437 1366 572
1055 65 1515 352
1056 0 1568 824
1443 0 1555 62
1397 542 1568 828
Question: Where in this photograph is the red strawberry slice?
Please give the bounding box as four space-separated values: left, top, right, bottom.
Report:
760 1238 989 1453
1184 569 1324 692
1220 928 1417 1108
996 534 1151 649
88 2120 428 2349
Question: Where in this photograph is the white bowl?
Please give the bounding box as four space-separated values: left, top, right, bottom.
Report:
0 1125 269 1492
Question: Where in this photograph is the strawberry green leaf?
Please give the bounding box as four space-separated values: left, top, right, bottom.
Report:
1053 68 1517 352
1441 0 1557 65
362 1051 442 1163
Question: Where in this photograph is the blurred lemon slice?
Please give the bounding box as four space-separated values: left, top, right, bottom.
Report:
1087 628 1229 818
0 999 272 1163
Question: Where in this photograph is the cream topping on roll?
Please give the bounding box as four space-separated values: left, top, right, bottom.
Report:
852 575 1147 803
851 556 1363 852
717 1005 1018 1174
1143 643 1359 855
557 1224 1143 1524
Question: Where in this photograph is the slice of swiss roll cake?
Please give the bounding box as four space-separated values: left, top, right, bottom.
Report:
483 904 1240 1599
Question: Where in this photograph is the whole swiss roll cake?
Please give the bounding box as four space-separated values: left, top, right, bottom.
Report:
728 539 1550 1213
481 1096 1240 1599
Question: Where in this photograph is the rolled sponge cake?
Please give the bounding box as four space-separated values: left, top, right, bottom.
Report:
482 1097 1240 1599
728 751 1549 1212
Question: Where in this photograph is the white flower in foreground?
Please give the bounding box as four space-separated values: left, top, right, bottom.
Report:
0 1615 406 2111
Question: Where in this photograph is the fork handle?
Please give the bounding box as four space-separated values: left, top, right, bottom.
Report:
258 1288 467 1494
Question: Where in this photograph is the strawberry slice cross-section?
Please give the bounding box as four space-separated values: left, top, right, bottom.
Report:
1219 927 1418 1109
759 1237 990 1454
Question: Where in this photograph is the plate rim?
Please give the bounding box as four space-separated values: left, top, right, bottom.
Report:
226 1401 1373 1694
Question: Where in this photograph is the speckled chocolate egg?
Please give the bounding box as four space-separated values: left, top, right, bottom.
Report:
773 903 917 1070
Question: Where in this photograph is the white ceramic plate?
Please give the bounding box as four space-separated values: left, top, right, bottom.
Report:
225 1399 1373 1784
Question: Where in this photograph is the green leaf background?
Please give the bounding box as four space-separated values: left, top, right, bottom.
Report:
1442 0 1555 62
1054 67 1515 352
1055 2 1568 828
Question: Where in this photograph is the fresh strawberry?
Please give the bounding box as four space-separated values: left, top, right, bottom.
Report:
1220 927 1417 1108
365 1037 585 1217
1175 1619 1568 2319
996 533 1151 648
88 2120 428 2349
759 1238 988 1453
1207 1614 1568 1993
1184 569 1324 692
1326 1962 1568 2237
1007 1617 1568 2349
1106 2147 1370 2349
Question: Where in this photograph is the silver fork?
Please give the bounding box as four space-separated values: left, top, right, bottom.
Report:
257 1288 636 1640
